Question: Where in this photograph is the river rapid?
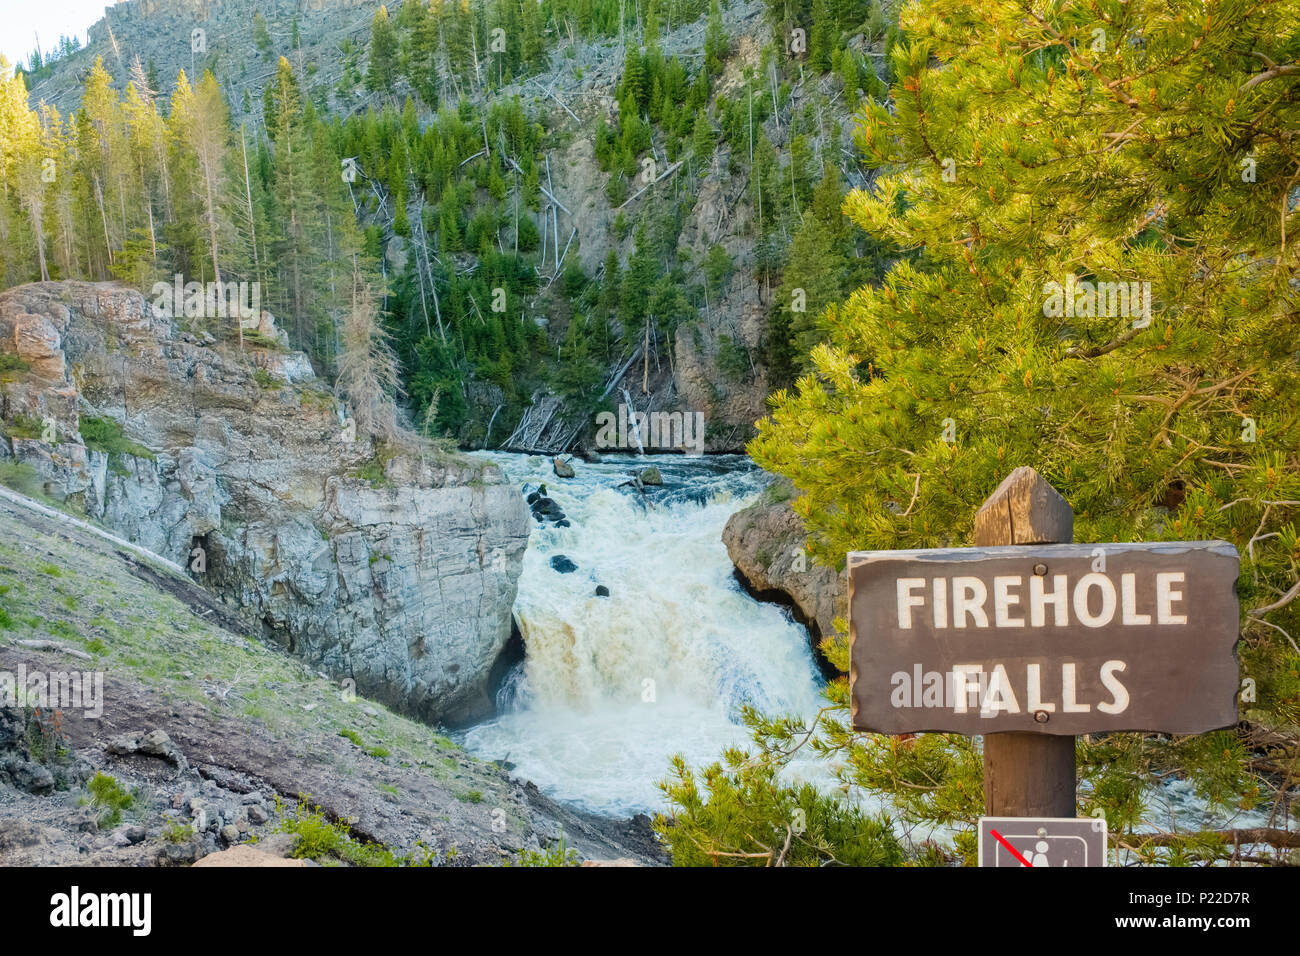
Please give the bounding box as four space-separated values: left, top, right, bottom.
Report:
458 452 825 816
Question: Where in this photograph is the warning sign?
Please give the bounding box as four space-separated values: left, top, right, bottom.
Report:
978 816 1108 867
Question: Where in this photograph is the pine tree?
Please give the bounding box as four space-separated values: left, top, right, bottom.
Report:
367 6 400 96
262 57 317 347
691 112 715 170
809 0 835 71
704 0 729 75
336 256 401 441
253 12 273 57
666 0 1300 866
165 70 209 283
170 70 242 337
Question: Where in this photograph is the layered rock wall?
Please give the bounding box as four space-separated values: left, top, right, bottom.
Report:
0 281 528 724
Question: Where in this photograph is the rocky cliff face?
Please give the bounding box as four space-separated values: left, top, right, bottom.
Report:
722 475 844 673
0 280 528 725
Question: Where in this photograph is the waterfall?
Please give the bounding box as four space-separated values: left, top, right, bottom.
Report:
460 452 825 815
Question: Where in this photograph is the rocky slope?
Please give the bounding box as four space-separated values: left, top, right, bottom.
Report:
721 475 844 673
0 280 528 725
0 491 660 865
21 0 878 454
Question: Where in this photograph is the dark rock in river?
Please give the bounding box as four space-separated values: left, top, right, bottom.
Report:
556 519 571 528
550 555 578 574
595 585 610 597
639 466 663 486
553 457 575 478
532 497 564 518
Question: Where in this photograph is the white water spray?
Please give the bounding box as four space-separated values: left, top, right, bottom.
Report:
460 452 825 815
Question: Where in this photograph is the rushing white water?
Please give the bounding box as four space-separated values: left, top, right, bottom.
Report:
458 452 826 816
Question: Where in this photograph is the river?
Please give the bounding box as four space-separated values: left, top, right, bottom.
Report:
458 451 826 817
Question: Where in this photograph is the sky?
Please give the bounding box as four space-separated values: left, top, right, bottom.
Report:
0 0 111 72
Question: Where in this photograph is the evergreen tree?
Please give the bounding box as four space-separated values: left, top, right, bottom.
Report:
253 12 273 56
809 0 835 71
666 0 1300 866
367 6 401 96
691 112 715 170
704 0 729 75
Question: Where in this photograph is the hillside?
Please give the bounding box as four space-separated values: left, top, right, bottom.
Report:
4 0 903 453
0 484 661 865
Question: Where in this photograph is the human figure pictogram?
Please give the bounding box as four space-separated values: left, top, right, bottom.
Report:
1030 839 1050 867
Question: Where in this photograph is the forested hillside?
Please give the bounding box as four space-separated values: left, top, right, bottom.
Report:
3 0 903 451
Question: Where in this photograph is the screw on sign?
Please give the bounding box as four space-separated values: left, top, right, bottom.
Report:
978 817 1108 868
848 467 1240 820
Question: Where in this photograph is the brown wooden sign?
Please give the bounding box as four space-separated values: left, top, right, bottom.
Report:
849 540 1240 735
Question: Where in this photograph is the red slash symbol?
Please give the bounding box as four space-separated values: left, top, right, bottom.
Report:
990 828 1034 867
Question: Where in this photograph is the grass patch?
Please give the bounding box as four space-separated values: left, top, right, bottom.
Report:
458 790 484 804
251 367 280 389
0 461 46 498
274 796 432 867
242 330 285 351
339 727 389 760
1 415 44 440
79 416 155 460
350 441 399 489
0 353 32 374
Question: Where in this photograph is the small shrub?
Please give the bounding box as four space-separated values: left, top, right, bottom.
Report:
24 708 70 764
353 458 393 488
251 367 279 389
508 829 580 867
274 796 427 867
87 772 134 829
162 821 193 844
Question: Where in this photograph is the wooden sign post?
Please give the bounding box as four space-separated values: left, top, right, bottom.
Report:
972 468 1076 818
848 466 1241 825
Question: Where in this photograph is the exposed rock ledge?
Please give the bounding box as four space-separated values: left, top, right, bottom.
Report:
0 281 528 725
722 475 845 675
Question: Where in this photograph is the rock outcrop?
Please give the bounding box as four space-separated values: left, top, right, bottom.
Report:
0 490 666 866
0 281 529 725
722 475 844 673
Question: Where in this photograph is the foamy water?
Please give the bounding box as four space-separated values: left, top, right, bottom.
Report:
457 452 826 816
